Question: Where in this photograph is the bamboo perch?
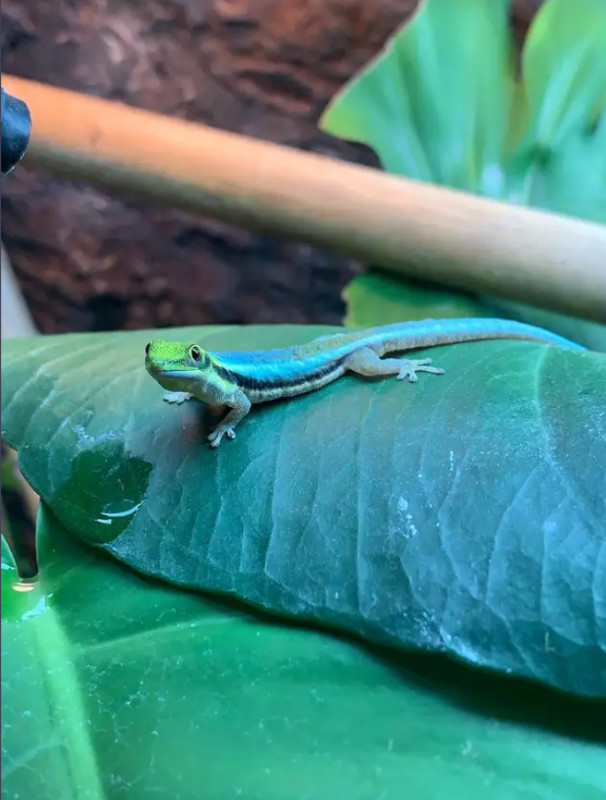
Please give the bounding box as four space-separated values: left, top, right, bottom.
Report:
3 74 606 323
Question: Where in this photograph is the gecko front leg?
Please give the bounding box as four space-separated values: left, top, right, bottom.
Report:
207 391 252 448
345 346 445 383
163 391 194 404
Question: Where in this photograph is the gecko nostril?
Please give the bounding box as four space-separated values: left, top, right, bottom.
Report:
145 343 151 357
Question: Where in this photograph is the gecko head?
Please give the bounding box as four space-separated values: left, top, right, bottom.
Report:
145 340 211 391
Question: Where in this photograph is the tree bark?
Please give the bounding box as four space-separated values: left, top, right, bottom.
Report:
0 0 543 333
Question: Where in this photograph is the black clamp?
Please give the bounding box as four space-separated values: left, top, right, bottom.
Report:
1 87 32 175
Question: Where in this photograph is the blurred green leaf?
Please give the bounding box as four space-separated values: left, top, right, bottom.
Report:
322 0 515 192
2 327 605 697
479 298 606 352
1 506 605 800
513 0 606 220
2 535 17 571
342 271 486 328
321 0 606 346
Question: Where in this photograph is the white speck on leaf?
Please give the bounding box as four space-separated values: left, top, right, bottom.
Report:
405 514 418 537
398 497 409 512
462 740 474 757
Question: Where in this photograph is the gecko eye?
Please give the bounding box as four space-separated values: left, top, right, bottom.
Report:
190 345 202 362
145 343 150 357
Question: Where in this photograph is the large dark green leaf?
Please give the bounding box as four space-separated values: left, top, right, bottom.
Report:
2 506 606 799
2 327 605 697
321 0 606 347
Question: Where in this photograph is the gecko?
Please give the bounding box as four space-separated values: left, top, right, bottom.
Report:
144 318 584 447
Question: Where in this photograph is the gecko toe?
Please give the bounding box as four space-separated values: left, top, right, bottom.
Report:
396 358 446 381
163 391 193 405
207 426 236 447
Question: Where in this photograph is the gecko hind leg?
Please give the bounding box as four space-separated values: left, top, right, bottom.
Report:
345 347 445 383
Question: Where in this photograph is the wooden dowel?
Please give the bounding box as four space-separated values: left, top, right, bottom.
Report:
3 74 606 323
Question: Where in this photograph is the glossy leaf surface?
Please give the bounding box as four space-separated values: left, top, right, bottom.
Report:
2 327 605 697
2 508 605 800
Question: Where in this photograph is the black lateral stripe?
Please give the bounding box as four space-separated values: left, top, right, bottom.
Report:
214 363 239 383
216 357 347 391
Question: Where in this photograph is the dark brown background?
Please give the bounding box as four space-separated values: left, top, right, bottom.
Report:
1 0 542 334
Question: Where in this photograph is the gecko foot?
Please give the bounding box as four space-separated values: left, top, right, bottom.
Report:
396 359 446 383
207 426 237 448
163 391 193 405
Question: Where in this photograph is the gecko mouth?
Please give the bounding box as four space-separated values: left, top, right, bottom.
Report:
145 364 199 380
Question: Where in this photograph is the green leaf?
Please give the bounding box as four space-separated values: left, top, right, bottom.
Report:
343 271 606 352
321 0 515 191
2 535 17 571
512 0 606 220
342 271 487 329
479 297 606 353
2 328 605 698
2 505 606 799
321 0 606 347
1 529 105 800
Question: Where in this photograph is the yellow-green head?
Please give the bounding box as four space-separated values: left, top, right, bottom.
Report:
145 340 211 393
